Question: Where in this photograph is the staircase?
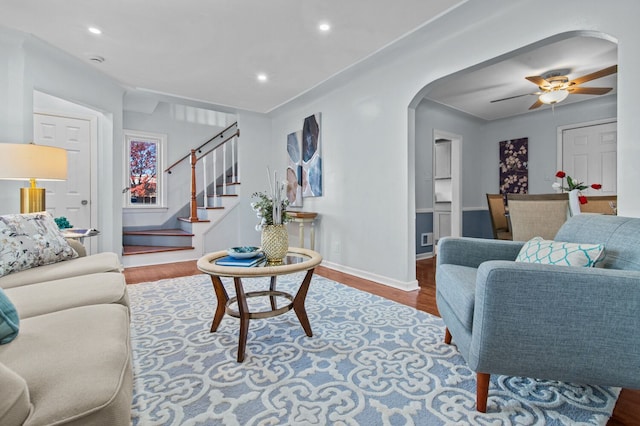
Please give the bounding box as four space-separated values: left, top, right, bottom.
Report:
122 123 240 267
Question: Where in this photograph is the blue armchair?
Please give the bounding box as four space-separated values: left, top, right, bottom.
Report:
436 214 640 412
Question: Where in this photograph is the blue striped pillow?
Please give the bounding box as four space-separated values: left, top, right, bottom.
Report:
0 288 19 344
516 237 604 267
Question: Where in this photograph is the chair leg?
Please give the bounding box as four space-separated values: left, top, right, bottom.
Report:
476 372 490 412
444 327 452 344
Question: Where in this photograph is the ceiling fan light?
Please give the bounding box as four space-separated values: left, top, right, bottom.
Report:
539 89 569 105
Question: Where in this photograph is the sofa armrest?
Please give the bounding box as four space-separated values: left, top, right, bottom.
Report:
0 361 31 424
469 260 640 388
437 237 524 269
65 239 87 257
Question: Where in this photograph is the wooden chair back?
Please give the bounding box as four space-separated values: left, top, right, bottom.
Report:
580 195 617 215
486 194 511 240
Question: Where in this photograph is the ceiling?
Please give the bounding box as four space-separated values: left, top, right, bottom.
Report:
425 35 618 121
0 0 464 113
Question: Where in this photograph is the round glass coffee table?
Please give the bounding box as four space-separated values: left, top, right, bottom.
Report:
197 247 322 362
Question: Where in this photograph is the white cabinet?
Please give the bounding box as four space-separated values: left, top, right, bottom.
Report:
434 139 452 203
434 140 452 179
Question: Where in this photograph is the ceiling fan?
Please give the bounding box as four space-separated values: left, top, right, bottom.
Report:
490 64 618 110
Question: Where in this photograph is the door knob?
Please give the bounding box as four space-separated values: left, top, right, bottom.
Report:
81 200 88 205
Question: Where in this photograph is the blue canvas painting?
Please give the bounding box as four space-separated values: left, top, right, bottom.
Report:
302 113 322 197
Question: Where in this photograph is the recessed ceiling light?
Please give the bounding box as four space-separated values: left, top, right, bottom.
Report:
257 73 268 82
319 22 331 32
88 27 102 35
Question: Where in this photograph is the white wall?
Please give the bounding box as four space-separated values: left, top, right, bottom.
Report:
0 27 125 254
236 111 275 247
2 0 639 288
123 101 235 228
268 0 640 289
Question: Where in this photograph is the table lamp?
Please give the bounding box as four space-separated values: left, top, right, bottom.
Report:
0 143 68 213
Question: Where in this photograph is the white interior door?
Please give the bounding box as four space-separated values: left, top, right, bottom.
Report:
562 121 617 196
33 113 92 228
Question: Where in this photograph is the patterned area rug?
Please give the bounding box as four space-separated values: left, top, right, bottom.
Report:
128 274 619 425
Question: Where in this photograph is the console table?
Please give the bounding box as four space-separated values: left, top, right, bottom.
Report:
286 211 318 250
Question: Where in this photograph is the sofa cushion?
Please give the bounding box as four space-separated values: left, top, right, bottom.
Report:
0 361 31 426
0 288 19 344
436 264 477 331
516 237 604 267
5 272 129 319
0 212 78 278
0 252 121 290
0 304 132 426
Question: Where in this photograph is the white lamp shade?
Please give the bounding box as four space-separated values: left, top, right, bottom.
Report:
539 89 570 105
0 143 68 181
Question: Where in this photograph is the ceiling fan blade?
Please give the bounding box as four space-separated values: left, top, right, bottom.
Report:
526 75 549 87
490 93 537 103
570 65 618 86
529 99 544 110
567 86 613 95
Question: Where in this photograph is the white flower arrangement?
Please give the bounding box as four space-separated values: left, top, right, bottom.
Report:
251 169 290 231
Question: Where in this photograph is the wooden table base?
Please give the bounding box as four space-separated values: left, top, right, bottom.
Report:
208 269 316 362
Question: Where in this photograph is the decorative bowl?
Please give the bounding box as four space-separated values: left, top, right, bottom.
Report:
227 246 261 259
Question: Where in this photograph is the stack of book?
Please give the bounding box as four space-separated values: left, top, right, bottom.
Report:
215 254 265 267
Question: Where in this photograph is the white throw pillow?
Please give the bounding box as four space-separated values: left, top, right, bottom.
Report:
0 212 78 277
516 237 604 267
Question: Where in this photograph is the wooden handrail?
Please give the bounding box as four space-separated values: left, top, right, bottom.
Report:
179 126 240 222
165 121 238 173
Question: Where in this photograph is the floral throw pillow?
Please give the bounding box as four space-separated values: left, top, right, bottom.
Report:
0 212 78 277
516 237 604 267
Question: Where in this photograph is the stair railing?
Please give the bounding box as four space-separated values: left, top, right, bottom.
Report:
165 122 239 221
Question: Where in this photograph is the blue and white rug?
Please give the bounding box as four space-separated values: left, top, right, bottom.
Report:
128 273 619 425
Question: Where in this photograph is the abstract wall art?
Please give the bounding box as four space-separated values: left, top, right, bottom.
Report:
286 130 303 207
499 137 528 194
302 113 322 197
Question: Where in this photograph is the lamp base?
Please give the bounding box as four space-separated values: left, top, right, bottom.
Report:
20 187 46 213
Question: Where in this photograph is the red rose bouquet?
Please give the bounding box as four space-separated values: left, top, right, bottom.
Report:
552 171 601 204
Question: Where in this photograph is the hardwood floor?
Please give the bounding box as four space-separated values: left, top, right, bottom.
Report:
123 257 639 425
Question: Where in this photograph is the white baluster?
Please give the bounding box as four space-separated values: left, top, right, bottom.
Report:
223 143 228 195
235 135 240 183
231 135 236 183
203 155 208 208
213 149 217 207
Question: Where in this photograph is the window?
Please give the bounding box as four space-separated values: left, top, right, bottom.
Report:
124 130 167 208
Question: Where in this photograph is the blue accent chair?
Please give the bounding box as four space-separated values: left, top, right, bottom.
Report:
436 214 640 412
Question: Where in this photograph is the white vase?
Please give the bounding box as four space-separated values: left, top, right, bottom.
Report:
568 189 581 216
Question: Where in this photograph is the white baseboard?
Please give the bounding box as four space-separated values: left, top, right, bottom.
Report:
320 260 419 292
416 252 434 260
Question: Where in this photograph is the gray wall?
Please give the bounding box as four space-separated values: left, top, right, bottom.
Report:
414 95 616 251
483 95 617 198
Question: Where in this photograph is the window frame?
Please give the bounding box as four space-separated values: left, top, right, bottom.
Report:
123 129 167 209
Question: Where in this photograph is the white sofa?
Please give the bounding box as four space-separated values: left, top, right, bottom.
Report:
0 216 132 426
